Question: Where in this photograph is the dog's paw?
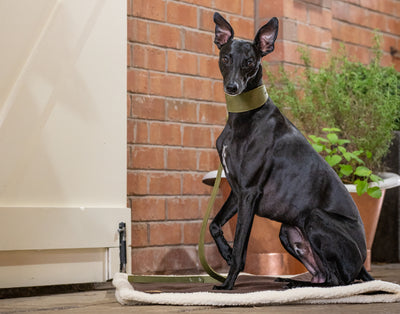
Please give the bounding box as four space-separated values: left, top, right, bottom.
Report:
274 277 288 283
213 283 233 290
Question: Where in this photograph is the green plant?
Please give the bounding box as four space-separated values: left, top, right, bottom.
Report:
309 128 382 198
265 34 399 172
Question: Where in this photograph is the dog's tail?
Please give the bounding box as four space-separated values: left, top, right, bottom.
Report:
356 266 374 281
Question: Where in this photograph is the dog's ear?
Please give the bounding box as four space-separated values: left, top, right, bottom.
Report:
213 12 234 49
254 17 279 56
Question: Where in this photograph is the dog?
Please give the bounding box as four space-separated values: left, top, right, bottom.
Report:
209 12 373 290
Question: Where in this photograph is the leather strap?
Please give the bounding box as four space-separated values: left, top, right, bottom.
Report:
198 163 226 283
128 164 226 284
225 85 268 113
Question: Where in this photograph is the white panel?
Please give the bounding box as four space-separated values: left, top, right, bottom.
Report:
0 0 126 208
0 249 107 288
0 207 131 251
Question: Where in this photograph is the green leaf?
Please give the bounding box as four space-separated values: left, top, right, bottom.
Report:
322 127 341 133
367 186 382 199
353 150 364 156
354 166 372 177
370 174 382 183
326 133 339 144
339 164 353 176
338 139 351 145
338 146 347 154
366 151 372 159
312 143 324 153
325 155 342 167
355 179 368 196
309 135 328 143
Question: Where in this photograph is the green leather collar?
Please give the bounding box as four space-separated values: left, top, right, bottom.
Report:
225 85 268 113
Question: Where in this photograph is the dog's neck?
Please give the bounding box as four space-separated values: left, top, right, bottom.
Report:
225 85 268 113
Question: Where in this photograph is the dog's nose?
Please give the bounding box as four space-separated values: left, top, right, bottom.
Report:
226 82 239 94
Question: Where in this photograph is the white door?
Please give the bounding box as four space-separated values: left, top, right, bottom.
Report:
0 0 130 288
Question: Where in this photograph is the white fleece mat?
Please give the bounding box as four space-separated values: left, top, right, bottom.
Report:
112 273 400 306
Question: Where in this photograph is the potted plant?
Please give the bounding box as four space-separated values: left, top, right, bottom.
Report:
308 128 400 269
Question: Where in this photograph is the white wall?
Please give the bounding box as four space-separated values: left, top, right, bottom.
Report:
0 0 129 288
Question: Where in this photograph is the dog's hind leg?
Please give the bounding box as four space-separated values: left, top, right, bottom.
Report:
210 192 238 266
279 224 327 284
356 266 374 281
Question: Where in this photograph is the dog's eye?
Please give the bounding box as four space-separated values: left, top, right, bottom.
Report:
221 56 229 64
245 58 255 67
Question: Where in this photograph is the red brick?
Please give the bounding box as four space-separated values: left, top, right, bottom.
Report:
132 44 166 71
149 122 181 146
198 55 220 79
149 172 181 195
183 77 213 101
131 223 148 247
127 119 134 144
212 81 226 103
127 44 132 67
332 20 374 47
297 24 332 48
132 146 165 169
309 7 332 29
181 0 212 7
243 0 255 18
149 22 182 49
198 150 220 171
199 103 227 125
386 16 400 34
166 99 197 123
212 125 224 143
149 72 182 97
229 16 254 40
127 171 148 195
133 120 149 144
132 0 165 22
127 18 148 43
149 222 182 245
166 148 197 170
131 247 199 274
131 197 166 221
167 197 201 220
184 29 213 54
182 172 212 195
167 50 197 75
214 0 242 15
183 125 212 148
199 8 214 32
132 95 165 120
360 0 395 15
286 0 308 23
127 146 132 169
127 69 148 93
167 1 197 28
127 0 132 16
183 222 213 244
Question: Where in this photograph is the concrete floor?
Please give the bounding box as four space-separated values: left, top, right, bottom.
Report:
1 264 400 314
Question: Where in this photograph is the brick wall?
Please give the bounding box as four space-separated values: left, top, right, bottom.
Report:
127 0 254 274
260 0 400 70
127 0 399 275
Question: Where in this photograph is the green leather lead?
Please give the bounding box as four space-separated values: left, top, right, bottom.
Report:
128 164 225 284
198 163 226 283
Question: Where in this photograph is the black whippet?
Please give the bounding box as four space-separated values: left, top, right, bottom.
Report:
209 12 373 290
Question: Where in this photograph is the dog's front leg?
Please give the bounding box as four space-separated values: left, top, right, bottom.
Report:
209 192 237 265
213 191 260 290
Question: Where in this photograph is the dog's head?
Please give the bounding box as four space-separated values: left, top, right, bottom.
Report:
213 13 278 96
